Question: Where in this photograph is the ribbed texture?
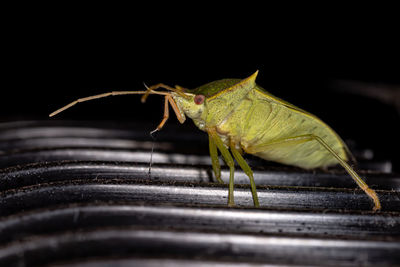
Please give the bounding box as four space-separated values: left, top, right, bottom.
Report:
0 121 399 266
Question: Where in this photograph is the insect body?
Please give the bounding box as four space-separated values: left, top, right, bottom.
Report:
50 71 381 211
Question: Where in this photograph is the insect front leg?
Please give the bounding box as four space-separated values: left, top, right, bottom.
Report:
246 134 381 211
230 143 260 207
208 130 235 207
151 95 185 134
151 95 171 134
208 135 223 184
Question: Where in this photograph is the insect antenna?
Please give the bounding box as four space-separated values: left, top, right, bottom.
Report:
49 90 169 117
50 87 187 134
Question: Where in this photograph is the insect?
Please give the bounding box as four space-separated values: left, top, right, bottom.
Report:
49 71 381 211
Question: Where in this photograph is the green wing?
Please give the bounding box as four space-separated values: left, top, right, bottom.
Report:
191 78 355 164
254 85 310 114
254 85 356 165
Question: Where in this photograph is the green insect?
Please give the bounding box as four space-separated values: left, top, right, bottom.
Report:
50 71 381 211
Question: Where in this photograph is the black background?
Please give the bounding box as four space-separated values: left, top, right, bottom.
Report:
3 4 399 170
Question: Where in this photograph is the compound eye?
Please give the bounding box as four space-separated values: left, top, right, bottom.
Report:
194 94 205 105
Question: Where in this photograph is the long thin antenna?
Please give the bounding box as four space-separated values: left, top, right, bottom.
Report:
49 90 168 117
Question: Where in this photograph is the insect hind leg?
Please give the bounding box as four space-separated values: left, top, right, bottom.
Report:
246 134 381 211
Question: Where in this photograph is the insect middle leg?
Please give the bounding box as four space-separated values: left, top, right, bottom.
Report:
229 143 260 207
208 130 235 206
246 134 381 211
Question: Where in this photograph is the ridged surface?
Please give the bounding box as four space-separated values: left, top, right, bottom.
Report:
0 121 399 266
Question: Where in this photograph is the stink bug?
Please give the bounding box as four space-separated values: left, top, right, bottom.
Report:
50 71 381 211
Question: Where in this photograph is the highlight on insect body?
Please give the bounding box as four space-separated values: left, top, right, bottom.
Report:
49 71 381 211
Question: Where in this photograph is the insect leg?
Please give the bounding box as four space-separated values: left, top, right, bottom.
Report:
208 135 223 184
151 95 170 133
310 135 381 211
167 96 186 124
247 135 381 211
230 144 260 207
151 95 186 134
208 130 235 206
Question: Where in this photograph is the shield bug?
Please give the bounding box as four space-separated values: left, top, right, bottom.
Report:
50 71 381 211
